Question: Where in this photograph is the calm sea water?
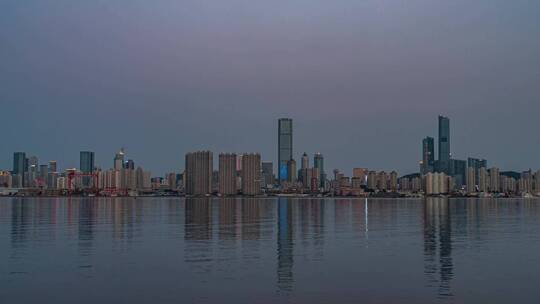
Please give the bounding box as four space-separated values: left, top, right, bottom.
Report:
1 197 539 303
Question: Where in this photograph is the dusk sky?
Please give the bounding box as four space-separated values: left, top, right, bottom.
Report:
1 0 539 175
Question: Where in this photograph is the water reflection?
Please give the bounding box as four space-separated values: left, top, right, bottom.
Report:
2 197 540 303
423 198 454 298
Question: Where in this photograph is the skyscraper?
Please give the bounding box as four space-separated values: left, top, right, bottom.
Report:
314 153 325 187
114 149 125 170
287 159 297 183
12 152 26 187
80 151 95 188
278 118 293 184
185 151 213 195
80 151 95 173
219 153 237 195
241 153 261 195
261 162 274 188
468 157 487 185
421 136 434 174
48 160 57 173
438 116 450 173
301 152 309 170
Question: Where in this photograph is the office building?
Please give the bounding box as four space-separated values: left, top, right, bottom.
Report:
489 167 500 192
48 160 57 173
314 153 325 187
12 152 26 187
287 159 296 183
241 153 261 195
185 151 213 195
421 136 435 174
467 167 476 193
278 118 293 184
261 162 274 188
468 158 487 185
80 151 95 188
449 159 467 188
438 116 450 173
114 149 125 170
219 153 237 195
301 152 309 169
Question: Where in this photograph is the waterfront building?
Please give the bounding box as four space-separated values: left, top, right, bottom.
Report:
467 167 476 193
0 171 12 188
219 153 237 195
287 159 297 183
399 177 410 191
114 149 125 170
478 167 488 192
125 159 135 170
301 152 309 169
421 137 435 174
241 153 261 195
449 159 467 188
261 162 274 188
352 168 368 185
367 171 377 191
377 171 388 191
278 118 293 184
48 160 57 173
389 171 398 192
185 151 213 195
489 167 500 192
468 158 487 186
438 116 451 174
80 151 95 188
314 153 325 187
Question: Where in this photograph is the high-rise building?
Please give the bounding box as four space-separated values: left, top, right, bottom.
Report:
261 162 274 188
80 151 95 173
125 159 135 170
421 137 435 174
287 159 296 183
468 157 487 185
241 153 261 195
48 160 57 173
12 152 26 187
352 168 368 185
449 159 467 188
478 167 488 192
278 118 293 184
467 167 476 193
114 149 125 170
314 153 325 187
301 152 309 169
185 151 213 195
80 151 95 188
438 116 450 173
219 153 237 195
389 171 398 192
489 167 500 192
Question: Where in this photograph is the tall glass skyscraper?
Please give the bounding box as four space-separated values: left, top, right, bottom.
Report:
314 153 325 187
278 118 293 184
80 151 95 173
438 115 450 173
422 137 434 174
80 151 95 188
12 152 27 187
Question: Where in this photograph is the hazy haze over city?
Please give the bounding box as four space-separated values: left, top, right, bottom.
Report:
1 0 539 174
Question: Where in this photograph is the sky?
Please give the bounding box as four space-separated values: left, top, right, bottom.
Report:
1 0 539 176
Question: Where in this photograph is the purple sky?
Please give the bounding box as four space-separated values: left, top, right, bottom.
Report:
1 0 539 176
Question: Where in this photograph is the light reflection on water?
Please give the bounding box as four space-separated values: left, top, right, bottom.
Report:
1 197 539 303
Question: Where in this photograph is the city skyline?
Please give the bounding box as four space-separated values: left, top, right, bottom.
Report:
2 1 540 175
1 114 539 177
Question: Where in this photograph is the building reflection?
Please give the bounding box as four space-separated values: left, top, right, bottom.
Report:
277 198 294 293
423 197 454 298
218 197 238 240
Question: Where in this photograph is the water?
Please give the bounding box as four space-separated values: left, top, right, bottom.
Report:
1 197 539 303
